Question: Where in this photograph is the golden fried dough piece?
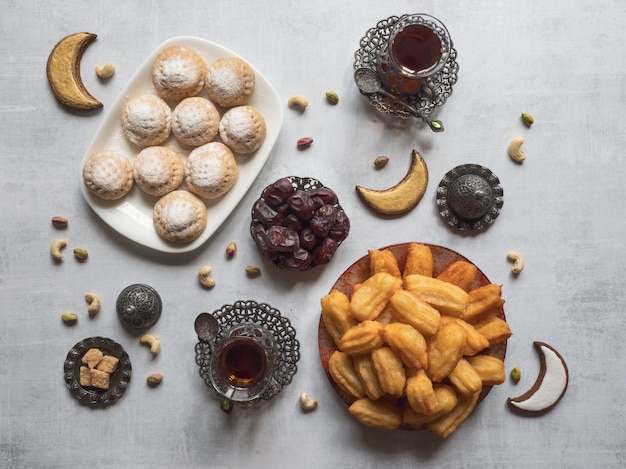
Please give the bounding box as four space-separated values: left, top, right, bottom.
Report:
368 248 401 278
426 390 480 438
403 243 433 277
448 358 483 396
382 322 428 370
350 272 403 321
403 384 459 426
374 304 395 325
371 346 406 396
406 369 438 414
81 348 103 369
466 355 506 385
427 322 467 382
328 351 365 399
353 354 385 400
440 316 490 356
472 315 512 345
460 283 505 324
403 274 469 316
389 289 440 336
349 397 402 430
321 289 356 347
436 260 478 291
338 320 384 355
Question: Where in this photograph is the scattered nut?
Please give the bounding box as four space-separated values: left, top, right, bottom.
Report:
85 293 100 316
147 373 163 386
198 265 216 288
297 137 314 148
507 251 524 274
245 265 261 277
61 312 78 324
325 90 339 104
226 242 237 259
508 136 526 164
73 247 89 260
287 94 308 110
95 63 115 78
521 112 534 127
374 156 389 168
51 216 68 228
299 393 318 411
140 334 161 356
510 367 521 383
50 239 67 261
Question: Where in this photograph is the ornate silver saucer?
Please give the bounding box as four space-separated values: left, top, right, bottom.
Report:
353 15 459 121
194 300 300 406
436 164 504 232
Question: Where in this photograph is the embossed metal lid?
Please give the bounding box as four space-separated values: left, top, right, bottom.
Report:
116 283 162 329
436 164 503 232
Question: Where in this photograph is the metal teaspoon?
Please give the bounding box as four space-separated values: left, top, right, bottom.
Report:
354 67 444 132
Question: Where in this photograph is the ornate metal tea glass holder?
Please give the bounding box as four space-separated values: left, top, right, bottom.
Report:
194 301 300 409
354 14 459 128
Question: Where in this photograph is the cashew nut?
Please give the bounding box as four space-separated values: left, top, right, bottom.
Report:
96 63 115 78
299 393 318 411
288 94 308 110
508 136 526 163
140 334 161 356
50 239 67 261
507 251 524 274
198 265 216 288
85 293 100 316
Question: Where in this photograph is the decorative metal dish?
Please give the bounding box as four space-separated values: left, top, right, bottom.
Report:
353 15 459 120
436 164 504 232
195 300 300 404
64 337 132 406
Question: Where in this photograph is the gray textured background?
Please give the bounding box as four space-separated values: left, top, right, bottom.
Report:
1 0 624 467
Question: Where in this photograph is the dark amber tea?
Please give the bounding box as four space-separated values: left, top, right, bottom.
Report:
390 23 443 74
218 337 267 387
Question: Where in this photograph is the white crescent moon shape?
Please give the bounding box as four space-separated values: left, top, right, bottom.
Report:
355 149 429 215
46 32 103 110
508 341 568 413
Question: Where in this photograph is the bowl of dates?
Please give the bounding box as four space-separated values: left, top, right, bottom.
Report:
250 176 350 270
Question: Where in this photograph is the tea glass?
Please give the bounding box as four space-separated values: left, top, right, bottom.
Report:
377 13 452 96
208 324 278 403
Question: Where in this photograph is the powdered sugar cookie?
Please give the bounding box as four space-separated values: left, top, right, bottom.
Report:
205 57 255 108
121 94 171 147
133 146 184 196
218 105 266 154
185 142 238 200
151 46 207 101
171 97 220 146
82 150 133 200
153 190 207 243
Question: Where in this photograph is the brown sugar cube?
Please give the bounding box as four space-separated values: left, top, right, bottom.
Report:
79 366 93 387
90 369 110 390
81 348 103 369
96 355 120 374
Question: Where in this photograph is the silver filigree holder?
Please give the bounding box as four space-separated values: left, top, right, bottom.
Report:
354 15 459 127
195 300 300 409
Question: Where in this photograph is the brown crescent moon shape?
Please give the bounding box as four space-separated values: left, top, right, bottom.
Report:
46 32 103 111
507 341 569 414
355 149 429 215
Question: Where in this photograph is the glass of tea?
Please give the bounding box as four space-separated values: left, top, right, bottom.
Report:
208 324 278 403
378 14 452 95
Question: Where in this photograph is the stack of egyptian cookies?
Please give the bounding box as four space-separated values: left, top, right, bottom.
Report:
82 45 267 244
